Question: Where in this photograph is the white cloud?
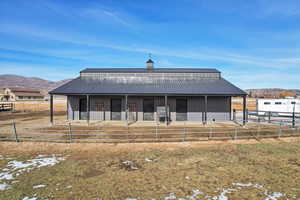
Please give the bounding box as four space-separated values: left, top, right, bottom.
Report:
80 8 133 27
1 22 300 70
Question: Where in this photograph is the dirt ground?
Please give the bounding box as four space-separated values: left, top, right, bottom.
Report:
1 109 295 144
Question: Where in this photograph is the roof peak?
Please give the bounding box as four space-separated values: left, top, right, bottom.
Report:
146 59 154 63
81 68 220 73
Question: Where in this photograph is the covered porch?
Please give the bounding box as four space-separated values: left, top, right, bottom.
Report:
49 94 247 125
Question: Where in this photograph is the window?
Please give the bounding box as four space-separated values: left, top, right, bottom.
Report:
275 102 282 105
264 102 271 105
291 102 296 104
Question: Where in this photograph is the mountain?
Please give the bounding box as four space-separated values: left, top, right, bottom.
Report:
0 74 72 92
1 74 299 98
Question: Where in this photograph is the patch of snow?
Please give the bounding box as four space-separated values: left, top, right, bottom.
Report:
22 197 38 200
123 182 295 200
33 184 46 189
232 182 286 200
0 183 11 191
212 188 236 200
165 193 177 200
0 155 64 191
0 173 13 180
145 158 153 162
232 182 263 189
186 189 203 200
264 192 284 200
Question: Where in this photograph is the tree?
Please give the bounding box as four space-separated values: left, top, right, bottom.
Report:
279 91 294 98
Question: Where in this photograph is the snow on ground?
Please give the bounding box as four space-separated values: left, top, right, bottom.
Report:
22 197 38 200
33 184 46 189
125 182 296 200
0 183 11 191
0 155 64 191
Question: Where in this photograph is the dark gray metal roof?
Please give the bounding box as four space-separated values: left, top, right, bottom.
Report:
80 68 220 73
49 77 246 96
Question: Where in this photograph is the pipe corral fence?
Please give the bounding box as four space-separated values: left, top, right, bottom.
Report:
0 112 300 143
234 109 300 127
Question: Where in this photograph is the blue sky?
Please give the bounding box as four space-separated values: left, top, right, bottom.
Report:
0 0 300 89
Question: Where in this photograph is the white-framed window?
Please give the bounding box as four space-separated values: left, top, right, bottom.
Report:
275 102 282 105
264 102 271 105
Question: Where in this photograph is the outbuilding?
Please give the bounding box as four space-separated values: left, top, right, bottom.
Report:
49 60 247 125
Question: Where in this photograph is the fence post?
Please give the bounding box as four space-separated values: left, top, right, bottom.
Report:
68 122 72 143
183 125 186 142
12 121 19 142
234 128 237 140
292 111 295 127
233 109 236 121
268 112 271 123
156 124 158 141
257 125 260 138
278 121 282 138
127 126 129 141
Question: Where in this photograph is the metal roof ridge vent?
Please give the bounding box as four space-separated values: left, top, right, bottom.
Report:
146 58 154 72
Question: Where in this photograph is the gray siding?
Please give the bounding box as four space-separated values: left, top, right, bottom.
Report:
168 97 176 122
67 95 80 120
187 96 204 122
67 95 231 122
90 96 106 120
207 96 230 121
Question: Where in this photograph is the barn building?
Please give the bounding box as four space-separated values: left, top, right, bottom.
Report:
0 88 44 102
49 60 247 125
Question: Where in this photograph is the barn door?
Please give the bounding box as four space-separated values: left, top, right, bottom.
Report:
143 98 154 121
111 99 122 120
79 98 87 120
176 98 188 121
128 103 137 121
95 102 105 120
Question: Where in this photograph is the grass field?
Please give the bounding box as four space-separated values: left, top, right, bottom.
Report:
0 140 300 200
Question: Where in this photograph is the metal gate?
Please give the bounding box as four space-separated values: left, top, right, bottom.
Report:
111 99 122 120
176 98 187 121
79 98 87 120
143 98 154 121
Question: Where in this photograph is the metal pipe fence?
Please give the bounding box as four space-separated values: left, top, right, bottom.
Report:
234 110 300 127
0 120 300 143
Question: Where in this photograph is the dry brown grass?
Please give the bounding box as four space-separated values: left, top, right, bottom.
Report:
0 140 300 199
13 102 66 112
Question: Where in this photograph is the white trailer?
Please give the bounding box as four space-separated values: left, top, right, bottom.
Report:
257 98 300 116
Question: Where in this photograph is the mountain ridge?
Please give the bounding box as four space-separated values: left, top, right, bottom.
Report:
0 74 299 97
0 74 72 92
